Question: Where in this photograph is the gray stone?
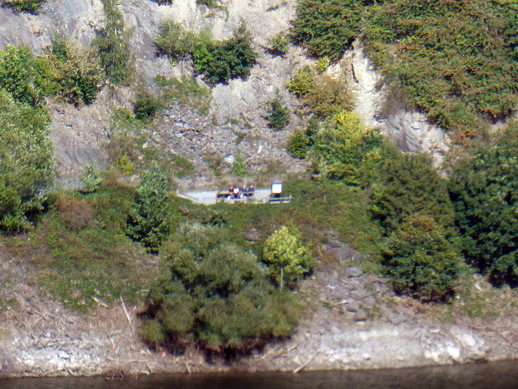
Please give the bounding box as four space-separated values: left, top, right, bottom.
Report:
346 302 360 313
354 309 368 322
346 266 364 278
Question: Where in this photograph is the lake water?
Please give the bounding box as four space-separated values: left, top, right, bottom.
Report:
2 361 517 389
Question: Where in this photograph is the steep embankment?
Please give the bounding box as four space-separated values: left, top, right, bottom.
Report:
0 0 517 378
1 234 517 377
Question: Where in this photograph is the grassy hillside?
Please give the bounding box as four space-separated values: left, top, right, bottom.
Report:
292 0 517 135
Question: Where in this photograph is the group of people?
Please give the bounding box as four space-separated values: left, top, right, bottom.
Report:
228 184 255 199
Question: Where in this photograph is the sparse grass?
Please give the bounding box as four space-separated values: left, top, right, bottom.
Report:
427 267 515 322
155 75 211 116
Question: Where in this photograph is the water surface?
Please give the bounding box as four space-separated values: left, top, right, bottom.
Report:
2 360 517 389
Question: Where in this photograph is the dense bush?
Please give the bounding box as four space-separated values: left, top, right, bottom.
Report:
154 21 257 85
1 0 46 14
311 111 388 187
266 97 290 130
0 45 54 106
126 165 173 251
288 130 309 159
449 128 518 286
93 0 133 84
291 0 366 60
0 90 54 230
382 214 459 302
140 223 301 352
263 226 313 290
371 152 454 234
192 25 257 84
46 39 104 105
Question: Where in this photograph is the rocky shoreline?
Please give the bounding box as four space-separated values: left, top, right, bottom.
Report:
1 240 516 378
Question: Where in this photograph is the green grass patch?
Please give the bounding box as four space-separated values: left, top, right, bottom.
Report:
37 186 155 311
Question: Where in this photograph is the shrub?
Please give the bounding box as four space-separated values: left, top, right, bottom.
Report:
266 97 290 130
287 66 353 118
126 164 173 251
291 0 365 60
193 25 257 84
140 223 302 351
93 0 134 84
55 196 94 230
288 131 309 159
371 152 455 234
303 74 353 118
80 164 104 193
1 0 45 14
46 39 104 105
133 90 164 122
267 32 289 56
0 90 54 230
382 215 459 302
155 75 211 115
449 127 518 286
311 111 387 187
230 156 247 176
287 66 314 97
154 19 197 61
0 44 54 106
263 226 313 290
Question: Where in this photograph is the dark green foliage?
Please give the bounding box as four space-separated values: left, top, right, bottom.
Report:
266 97 290 130
0 90 54 231
1 0 45 14
382 214 459 302
154 21 257 85
151 0 173 4
140 223 302 351
46 39 104 105
93 0 133 84
288 130 309 159
371 152 454 234
291 0 367 60
0 45 54 106
449 128 518 286
133 90 164 122
126 165 173 251
193 26 257 84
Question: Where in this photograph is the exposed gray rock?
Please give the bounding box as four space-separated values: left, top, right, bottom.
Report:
346 266 364 278
346 42 450 166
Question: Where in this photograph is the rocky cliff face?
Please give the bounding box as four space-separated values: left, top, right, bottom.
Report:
346 43 450 166
0 0 450 179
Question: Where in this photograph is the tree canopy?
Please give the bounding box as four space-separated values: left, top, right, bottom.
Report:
0 89 54 230
449 127 518 286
